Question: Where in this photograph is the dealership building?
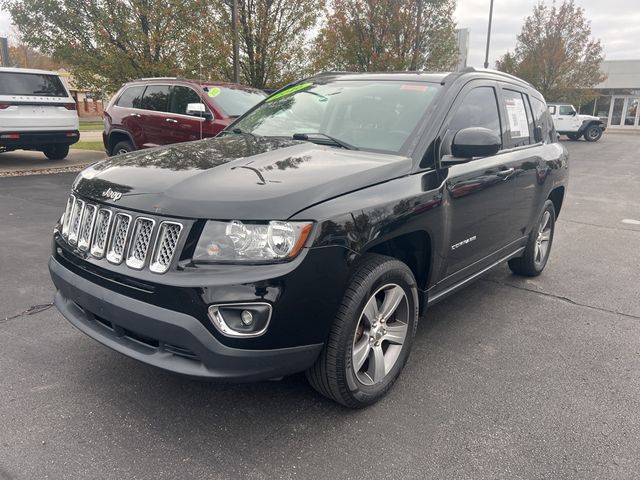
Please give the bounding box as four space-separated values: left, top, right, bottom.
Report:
578 59 640 130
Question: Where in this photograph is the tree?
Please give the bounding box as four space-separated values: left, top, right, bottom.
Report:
211 0 322 89
312 0 458 73
2 0 221 92
495 0 605 103
9 43 62 70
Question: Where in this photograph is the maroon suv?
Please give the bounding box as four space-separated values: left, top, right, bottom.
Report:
103 78 266 155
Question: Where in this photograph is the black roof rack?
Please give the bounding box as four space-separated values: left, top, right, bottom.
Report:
458 67 532 86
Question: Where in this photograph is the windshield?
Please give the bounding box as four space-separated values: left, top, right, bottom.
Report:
0 72 68 97
231 80 441 153
205 86 266 117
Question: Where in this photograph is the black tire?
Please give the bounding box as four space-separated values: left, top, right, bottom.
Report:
42 144 69 160
306 254 419 408
111 140 134 156
508 199 556 277
566 133 580 141
583 124 602 142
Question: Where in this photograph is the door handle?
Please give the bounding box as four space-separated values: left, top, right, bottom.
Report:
165 118 178 123
129 113 141 118
497 168 515 180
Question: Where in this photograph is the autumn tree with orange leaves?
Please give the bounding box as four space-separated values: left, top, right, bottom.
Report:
496 0 605 103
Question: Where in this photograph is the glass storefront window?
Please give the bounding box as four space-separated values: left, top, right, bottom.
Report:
596 96 611 124
611 97 625 126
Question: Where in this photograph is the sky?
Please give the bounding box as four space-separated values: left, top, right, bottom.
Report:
455 0 640 67
1 0 638 66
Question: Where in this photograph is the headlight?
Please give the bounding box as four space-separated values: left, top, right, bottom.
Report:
193 220 313 263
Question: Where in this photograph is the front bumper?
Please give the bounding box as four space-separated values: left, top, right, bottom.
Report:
49 256 323 381
0 130 80 148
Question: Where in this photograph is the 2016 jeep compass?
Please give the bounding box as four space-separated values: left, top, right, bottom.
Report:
49 69 568 408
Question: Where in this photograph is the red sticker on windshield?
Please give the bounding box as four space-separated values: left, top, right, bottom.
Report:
400 85 428 92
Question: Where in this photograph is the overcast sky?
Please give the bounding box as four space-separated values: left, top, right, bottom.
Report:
1 0 638 66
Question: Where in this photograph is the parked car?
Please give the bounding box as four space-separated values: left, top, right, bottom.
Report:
547 103 605 141
102 78 266 155
0 66 79 160
49 69 568 407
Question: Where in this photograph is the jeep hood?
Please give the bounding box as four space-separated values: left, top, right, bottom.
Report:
74 135 411 220
578 114 600 122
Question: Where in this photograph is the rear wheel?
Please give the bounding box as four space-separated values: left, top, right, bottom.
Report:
42 144 69 160
112 140 134 156
584 124 602 142
306 254 418 408
508 200 556 277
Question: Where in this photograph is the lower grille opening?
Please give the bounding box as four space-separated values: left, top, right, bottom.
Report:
94 314 114 331
163 343 198 360
122 327 160 349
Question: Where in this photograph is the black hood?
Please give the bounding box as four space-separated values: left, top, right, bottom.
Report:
74 135 411 220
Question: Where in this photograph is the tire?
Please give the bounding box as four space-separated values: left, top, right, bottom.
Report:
583 124 602 142
566 133 580 141
508 199 556 277
306 254 419 408
112 140 134 156
42 144 69 160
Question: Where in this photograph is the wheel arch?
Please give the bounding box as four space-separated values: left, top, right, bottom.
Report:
107 129 135 155
548 186 565 219
361 230 432 312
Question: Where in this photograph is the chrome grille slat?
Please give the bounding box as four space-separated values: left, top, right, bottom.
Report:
150 222 183 274
61 195 75 238
106 213 132 264
126 217 155 269
68 198 85 245
78 204 97 251
61 194 183 273
90 208 113 258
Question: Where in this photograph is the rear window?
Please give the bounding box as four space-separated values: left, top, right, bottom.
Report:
0 72 67 97
205 86 266 117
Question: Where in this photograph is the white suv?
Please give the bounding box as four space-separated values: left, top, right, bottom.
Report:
547 103 605 142
0 67 79 159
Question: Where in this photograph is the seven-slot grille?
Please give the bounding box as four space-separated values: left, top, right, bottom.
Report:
60 194 183 274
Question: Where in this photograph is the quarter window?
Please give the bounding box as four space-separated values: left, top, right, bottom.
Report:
140 85 170 112
169 86 204 115
116 86 144 108
548 105 556 115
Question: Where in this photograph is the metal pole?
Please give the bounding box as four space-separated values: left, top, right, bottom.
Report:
483 0 494 69
232 0 240 83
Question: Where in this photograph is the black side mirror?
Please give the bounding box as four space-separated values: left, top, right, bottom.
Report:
444 127 501 164
534 125 543 143
571 110 577 116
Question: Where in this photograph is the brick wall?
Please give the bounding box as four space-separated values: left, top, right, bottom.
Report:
76 98 104 118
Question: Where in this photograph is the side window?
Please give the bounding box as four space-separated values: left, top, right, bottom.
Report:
559 105 574 116
116 86 144 108
140 85 170 112
442 86 502 156
548 105 556 115
531 97 557 144
169 86 205 115
502 89 532 148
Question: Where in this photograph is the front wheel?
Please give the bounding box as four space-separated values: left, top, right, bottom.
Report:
306 254 418 408
508 200 556 277
584 124 603 142
42 144 69 160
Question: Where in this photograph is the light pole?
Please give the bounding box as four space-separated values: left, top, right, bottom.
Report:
232 0 240 83
483 0 494 69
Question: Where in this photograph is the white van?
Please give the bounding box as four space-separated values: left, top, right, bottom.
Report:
0 67 79 159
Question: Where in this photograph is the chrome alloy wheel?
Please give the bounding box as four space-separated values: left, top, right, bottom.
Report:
534 210 552 267
351 283 409 386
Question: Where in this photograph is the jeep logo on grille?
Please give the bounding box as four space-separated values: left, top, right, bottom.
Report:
102 188 122 201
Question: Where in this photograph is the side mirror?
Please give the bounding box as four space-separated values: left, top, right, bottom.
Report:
534 125 543 143
444 127 501 164
571 110 577 116
186 103 213 120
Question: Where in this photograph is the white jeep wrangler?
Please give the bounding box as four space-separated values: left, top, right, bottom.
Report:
547 103 605 142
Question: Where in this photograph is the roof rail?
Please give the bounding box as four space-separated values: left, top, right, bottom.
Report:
459 67 532 86
133 76 180 81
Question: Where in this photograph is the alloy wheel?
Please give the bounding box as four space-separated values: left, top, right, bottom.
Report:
351 283 409 386
534 210 552 267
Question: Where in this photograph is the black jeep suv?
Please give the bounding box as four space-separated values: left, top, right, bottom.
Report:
49 69 568 407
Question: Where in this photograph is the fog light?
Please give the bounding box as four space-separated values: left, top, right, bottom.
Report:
241 310 253 326
208 303 272 338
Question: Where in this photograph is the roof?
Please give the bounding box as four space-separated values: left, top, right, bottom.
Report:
308 71 449 83
125 77 263 92
0 66 60 76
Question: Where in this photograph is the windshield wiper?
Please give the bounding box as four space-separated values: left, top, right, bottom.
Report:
222 127 260 139
292 132 358 150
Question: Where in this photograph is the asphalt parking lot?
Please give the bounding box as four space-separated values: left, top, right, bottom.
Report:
1 134 639 479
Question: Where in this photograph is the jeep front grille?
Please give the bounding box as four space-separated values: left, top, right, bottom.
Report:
150 222 183 274
60 195 184 274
